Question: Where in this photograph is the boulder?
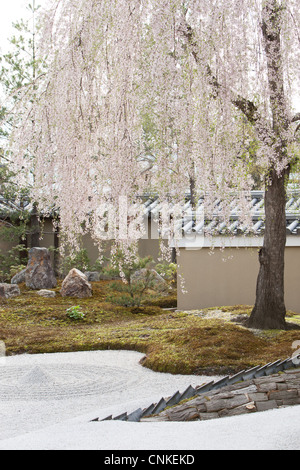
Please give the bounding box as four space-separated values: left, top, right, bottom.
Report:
60 268 92 298
0 283 20 298
130 268 168 292
25 247 57 290
11 268 27 284
84 271 100 282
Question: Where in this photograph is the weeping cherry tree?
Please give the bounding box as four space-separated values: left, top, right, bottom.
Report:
7 0 300 329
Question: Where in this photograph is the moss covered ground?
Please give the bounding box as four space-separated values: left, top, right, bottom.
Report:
0 280 299 376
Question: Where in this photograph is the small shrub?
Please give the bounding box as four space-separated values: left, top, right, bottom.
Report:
66 305 85 320
107 277 160 307
90 256 110 273
105 248 160 307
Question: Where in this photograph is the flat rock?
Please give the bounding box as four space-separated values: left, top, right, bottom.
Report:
204 393 249 413
36 289 56 298
60 268 92 298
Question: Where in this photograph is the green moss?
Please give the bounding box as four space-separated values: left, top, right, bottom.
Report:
145 294 177 308
0 281 299 375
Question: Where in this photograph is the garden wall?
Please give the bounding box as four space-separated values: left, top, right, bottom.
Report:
177 244 300 313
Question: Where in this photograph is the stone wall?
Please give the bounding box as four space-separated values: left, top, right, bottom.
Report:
141 368 300 422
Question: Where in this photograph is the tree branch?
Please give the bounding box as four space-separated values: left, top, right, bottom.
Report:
180 17 272 142
291 113 300 123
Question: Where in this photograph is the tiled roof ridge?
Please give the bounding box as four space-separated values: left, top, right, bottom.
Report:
143 190 300 235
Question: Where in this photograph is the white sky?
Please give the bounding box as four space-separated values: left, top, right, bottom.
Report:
0 0 46 53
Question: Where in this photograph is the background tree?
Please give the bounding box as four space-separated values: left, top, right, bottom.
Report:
7 0 300 329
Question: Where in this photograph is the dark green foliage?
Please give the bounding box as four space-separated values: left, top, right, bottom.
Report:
107 278 157 307
0 244 28 282
105 249 159 307
58 248 91 277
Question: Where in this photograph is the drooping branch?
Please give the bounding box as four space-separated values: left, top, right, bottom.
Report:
180 18 272 144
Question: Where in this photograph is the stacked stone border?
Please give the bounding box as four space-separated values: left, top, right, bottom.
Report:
141 367 300 422
92 354 300 423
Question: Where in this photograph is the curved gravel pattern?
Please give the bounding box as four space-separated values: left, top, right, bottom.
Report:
0 363 150 400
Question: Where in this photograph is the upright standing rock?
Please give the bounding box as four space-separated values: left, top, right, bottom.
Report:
60 268 92 298
25 247 57 290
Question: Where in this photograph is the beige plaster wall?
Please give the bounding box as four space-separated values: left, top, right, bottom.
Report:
177 246 300 313
82 216 163 264
65 232 162 265
0 215 162 265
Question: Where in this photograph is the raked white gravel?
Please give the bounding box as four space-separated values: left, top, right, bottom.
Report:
0 350 299 450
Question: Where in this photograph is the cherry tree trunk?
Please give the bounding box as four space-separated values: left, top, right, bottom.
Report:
248 0 291 329
248 168 288 329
